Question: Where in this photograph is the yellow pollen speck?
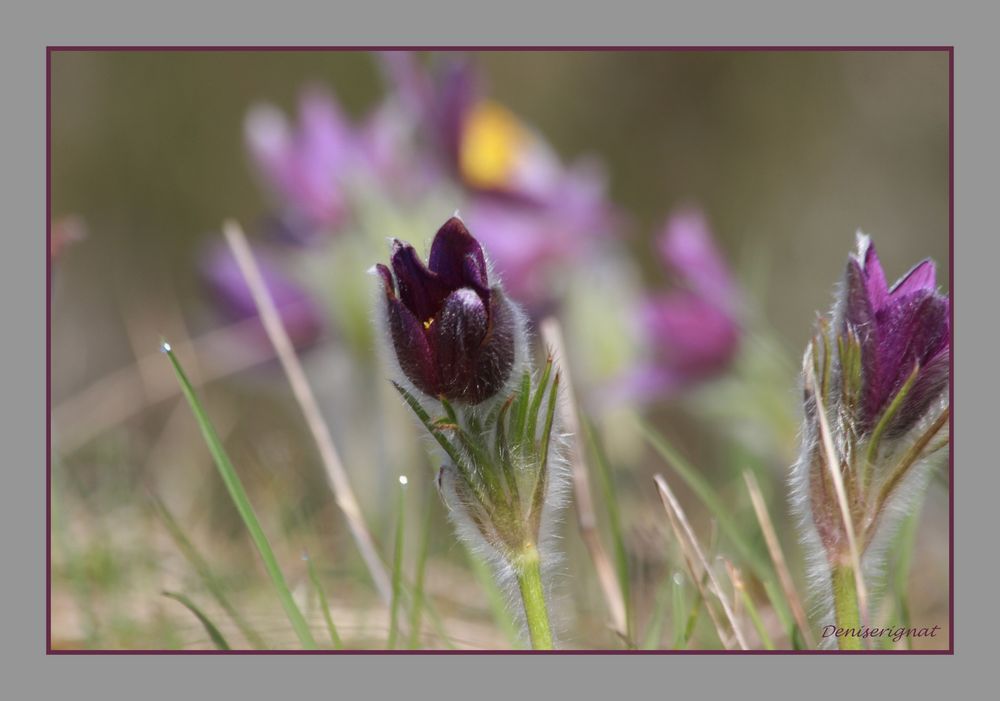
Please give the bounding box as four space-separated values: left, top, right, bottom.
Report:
459 100 527 190
423 317 434 330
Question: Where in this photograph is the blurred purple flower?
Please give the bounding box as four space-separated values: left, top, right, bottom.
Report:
625 209 741 400
245 87 415 241
378 51 476 174
381 52 619 309
462 189 615 310
201 243 323 350
841 235 950 436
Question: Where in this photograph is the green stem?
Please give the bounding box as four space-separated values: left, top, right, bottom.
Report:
515 544 554 650
831 564 862 650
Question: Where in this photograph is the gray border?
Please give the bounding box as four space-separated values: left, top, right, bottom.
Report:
7 0 994 696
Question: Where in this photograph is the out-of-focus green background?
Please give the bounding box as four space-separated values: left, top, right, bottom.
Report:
50 51 949 650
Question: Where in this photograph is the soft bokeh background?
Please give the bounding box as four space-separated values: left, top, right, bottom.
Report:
50 50 949 650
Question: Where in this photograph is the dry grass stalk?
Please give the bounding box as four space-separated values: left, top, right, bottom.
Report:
223 219 392 606
539 316 628 639
654 474 749 650
743 470 816 647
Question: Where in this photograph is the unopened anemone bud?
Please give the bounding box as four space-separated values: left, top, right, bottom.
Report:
375 216 523 405
791 234 950 648
839 234 950 439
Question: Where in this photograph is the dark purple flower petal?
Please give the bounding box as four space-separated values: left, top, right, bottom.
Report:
390 240 450 323
843 257 875 333
376 218 520 404
861 239 889 311
375 262 395 295
889 259 936 299
432 288 490 400
435 288 517 404
428 217 489 295
833 237 950 437
379 266 441 398
886 346 949 438
864 290 950 427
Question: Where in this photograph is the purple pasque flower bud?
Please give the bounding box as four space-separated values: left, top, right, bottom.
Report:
791 234 949 627
375 216 524 405
838 234 950 439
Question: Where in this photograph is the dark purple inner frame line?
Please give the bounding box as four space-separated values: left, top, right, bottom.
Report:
45 45 955 655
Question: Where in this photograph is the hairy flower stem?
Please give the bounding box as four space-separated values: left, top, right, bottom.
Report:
831 564 863 650
515 543 553 650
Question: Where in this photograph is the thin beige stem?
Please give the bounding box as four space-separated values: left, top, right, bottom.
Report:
538 317 628 639
743 470 816 648
654 474 749 650
223 220 392 606
659 493 733 649
723 559 742 619
806 361 869 633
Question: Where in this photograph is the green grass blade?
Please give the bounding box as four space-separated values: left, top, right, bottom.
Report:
52 459 101 648
408 494 433 649
683 578 706 646
638 418 796 632
304 552 342 649
151 495 267 649
163 342 317 649
762 577 796 643
583 417 632 638
739 587 774 650
641 574 673 649
405 580 456 650
638 419 767 575
892 503 923 650
163 591 231 650
387 477 407 649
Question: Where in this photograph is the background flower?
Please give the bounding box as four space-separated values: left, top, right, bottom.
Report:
381 51 621 310
620 209 741 401
200 242 323 350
